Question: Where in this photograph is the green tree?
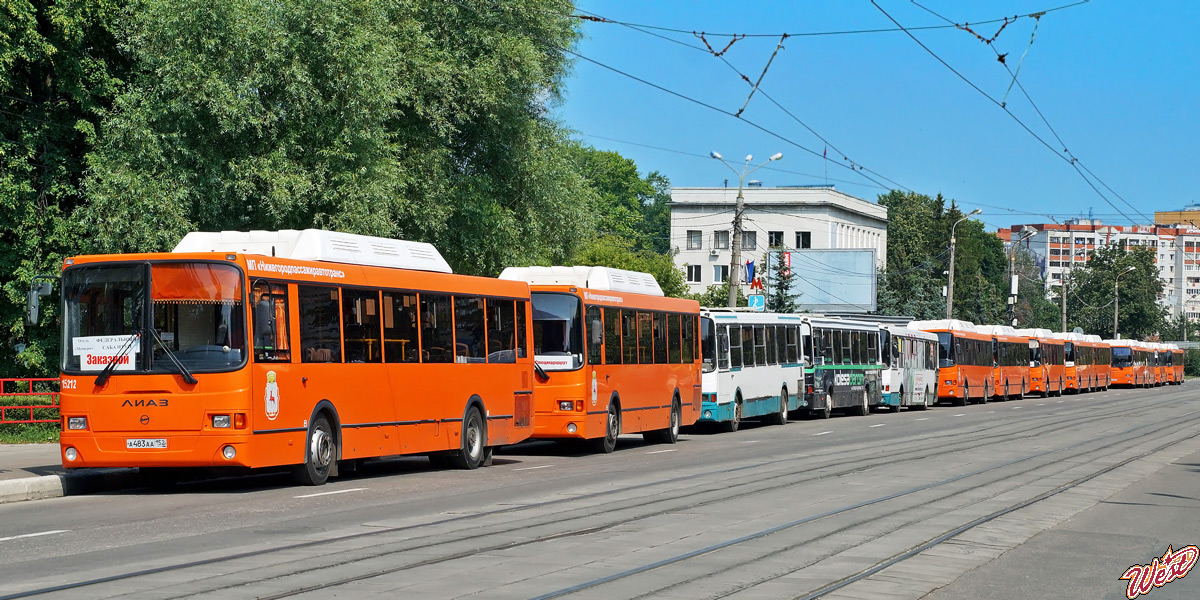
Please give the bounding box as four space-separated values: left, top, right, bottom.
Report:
572 235 687 298
566 144 672 254
688 282 748 308
2 0 128 375
766 250 797 313
76 0 592 277
1064 244 1164 339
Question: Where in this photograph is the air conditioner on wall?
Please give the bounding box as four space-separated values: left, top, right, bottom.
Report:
710 249 720 256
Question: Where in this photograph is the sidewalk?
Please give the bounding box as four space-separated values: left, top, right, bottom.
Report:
0 444 138 504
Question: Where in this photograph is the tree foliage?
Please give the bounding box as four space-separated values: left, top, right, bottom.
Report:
572 235 685 298
766 250 797 313
1062 244 1164 340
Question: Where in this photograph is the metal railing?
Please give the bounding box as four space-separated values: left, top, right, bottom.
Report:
0 378 60 424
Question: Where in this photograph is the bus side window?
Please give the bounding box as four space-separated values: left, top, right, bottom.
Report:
604 307 622 365
716 324 730 370
754 326 766 366
653 312 668 364
454 296 486 363
383 292 420 363
299 285 342 363
420 294 454 363
668 313 682 364
867 330 879 364
681 314 694 364
764 326 776 365
786 326 799 364
622 310 638 365
742 325 755 367
342 288 382 363
586 305 603 366
638 311 653 365
729 325 742 368
252 280 291 362
487 299 517 364
516 300 528 359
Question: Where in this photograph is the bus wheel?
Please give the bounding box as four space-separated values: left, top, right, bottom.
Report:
294 415 335 486
592 403 620 453
916 388 931 410
768 389 788 425
891 387 902 413
723 398 743 433
450 407 487 469
1001 381 1009 402
956 383 968 407
646 399 682 444
979 382 990 405
816 393 833 419
854 389 870 416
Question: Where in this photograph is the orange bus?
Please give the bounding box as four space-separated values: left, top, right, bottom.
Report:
1171 346 1185 384
1079 334 1111 391
975 325 1030 400
1015 328 1065 397
1152 343 1170 386
1107 339 1151 387
499 266 701 453
48 230 536 485
910 320 994 405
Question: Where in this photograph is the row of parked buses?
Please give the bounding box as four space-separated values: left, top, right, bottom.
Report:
29 229 1184 486
910 320 1184 405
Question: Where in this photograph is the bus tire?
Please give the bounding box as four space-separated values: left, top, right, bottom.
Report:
450 406 487 470
646 398 682 444
294 415 335 486
956 383 968 407
854 389 870 416
767 389 788 426
816 393 833 419
723 397 743 432
916 388 931 410
592 402 620 454
979 382 990 405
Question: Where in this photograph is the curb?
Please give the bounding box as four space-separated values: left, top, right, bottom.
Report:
0 468 140 505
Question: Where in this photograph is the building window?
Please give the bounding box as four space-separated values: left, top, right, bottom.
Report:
713 230 730 249
742 231 757 250
768 231 784 248
796 231 811 249
686 265 702 283
1052 273 1061 280
686 230 702 250
713 265 729 283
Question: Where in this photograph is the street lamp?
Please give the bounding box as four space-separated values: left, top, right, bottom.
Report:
1113 265 1136 339
946 208 982 319
711 151 783 307
1007 226 1037 325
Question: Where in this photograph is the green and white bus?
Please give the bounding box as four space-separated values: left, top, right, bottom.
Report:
803 317 884 419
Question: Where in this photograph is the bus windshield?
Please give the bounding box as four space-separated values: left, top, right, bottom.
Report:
62 262 246 374
700 317 716 373
530 292 583 370
1064 342 1075 363
1111 347 1132 367
936 332 955 368
879 329 892 367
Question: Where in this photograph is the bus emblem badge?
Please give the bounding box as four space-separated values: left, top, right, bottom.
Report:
265 371 280 420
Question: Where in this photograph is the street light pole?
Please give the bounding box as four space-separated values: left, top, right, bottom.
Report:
1113 265 1135 339
946 209 982 319
711 151 783 308
1007 227 1036 326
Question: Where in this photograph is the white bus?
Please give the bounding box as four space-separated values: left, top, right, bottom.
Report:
699 310 805 432
879 325 938 411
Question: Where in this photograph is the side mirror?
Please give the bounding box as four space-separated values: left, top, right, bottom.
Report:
26 281 53 326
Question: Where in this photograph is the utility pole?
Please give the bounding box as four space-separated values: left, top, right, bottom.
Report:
711 151 782 308
946 209 982 319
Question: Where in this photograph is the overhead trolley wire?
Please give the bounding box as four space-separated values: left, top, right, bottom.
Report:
869 0 1144 227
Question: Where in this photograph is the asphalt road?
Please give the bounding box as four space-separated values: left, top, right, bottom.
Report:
0 384 1197 600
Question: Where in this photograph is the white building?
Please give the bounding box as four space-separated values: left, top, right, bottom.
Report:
670 185 888 296
1001 219 1200 320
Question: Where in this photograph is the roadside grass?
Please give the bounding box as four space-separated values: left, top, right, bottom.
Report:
0 393 60 444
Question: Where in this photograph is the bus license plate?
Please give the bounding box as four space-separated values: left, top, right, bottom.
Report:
126 438 167 449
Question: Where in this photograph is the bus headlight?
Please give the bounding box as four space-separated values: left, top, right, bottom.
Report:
558 401 573 411
566 423 577 434
212 415 232 428
222 445 236 459
67 417 87 430
64 447 78 461
704 410 712 419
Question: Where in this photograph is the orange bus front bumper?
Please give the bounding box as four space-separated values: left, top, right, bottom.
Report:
60 431 254 468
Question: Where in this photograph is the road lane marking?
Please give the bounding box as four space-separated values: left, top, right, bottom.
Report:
646 449 677 455
914 418 929 421
953 413 966 417
294 488 366 499
869 424 885 428
514 465 554 471
1012 406 1022 409
739 440 760 444
814 431 833 436
1057 401 1064 403
1038 404 1046 406
0 530 69 543
986 411 995 413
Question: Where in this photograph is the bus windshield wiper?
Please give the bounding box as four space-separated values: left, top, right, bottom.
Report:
94 331 142 387
150 328 198 384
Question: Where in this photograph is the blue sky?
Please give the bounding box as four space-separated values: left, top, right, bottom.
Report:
554 0 1199 232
